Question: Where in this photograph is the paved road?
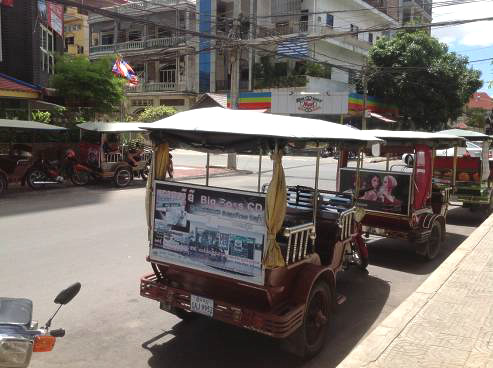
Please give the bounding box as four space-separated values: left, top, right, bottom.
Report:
0 152 484 368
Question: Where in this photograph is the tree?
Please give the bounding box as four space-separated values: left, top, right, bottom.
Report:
464 108 487 129
362 30 482 131
31 110 51 124
136 106 177 122
52 55 124 118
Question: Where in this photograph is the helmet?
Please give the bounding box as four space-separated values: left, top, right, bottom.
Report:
65 149 76 159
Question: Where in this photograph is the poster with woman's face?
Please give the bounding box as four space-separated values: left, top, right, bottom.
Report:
339 168 411 215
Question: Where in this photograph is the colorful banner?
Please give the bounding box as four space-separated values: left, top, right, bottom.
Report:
340 168 411 215
348 93 398 117
38 0 64 37
227 92 272 110
151 182 267 285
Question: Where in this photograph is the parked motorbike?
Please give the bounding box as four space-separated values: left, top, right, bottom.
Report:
26 150 91 189
0 282 81 368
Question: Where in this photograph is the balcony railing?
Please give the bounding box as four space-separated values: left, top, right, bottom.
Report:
125 82 177 93
105 0 194 14
90 36 190 55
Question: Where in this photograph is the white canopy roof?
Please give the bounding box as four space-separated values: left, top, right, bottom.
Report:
439 129 491 141
77 122 151 132
368 130 466 147
144 107 383 145
0 119 66 130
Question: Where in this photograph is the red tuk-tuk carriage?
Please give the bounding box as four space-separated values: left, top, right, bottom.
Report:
338 130 465 260
433 129 493 214
139 107 382 358
76 122 152 188
0 119 67 196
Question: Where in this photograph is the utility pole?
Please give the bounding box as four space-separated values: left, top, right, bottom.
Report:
227 8 241 170
362 66 368 130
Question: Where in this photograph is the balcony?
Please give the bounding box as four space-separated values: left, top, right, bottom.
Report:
89 36 190 55
125 82 177 93
402 0 432 17
102 0 194 15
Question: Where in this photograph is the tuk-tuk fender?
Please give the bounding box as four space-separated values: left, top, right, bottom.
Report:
290 263 336 309
419 213 446 241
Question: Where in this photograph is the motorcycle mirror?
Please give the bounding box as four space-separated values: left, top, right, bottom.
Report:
54 282 81 305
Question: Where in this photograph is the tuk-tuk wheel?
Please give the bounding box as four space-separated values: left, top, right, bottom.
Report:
0 174 6 195
288 281 331 359
26 169 46 190
425 222 442 260
114 167 133 188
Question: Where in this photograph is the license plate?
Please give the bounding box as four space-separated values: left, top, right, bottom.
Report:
190 295 214 317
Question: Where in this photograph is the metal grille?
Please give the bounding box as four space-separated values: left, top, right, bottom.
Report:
282 222 315 264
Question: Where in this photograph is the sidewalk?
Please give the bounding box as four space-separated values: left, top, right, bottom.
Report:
339 213 493 368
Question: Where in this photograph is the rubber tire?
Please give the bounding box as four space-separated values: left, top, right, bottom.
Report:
114 167 133 188
405 155 414 167
425 222 442 260
174 308 199 322
352 241 369 270
26 169 46 190
71 171 90 186
290 281 332 359
0 174 6 196
141 163 150 181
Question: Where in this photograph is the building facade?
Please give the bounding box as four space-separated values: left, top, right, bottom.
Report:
88 0 197 115
400 0 432 25
64 7 89 56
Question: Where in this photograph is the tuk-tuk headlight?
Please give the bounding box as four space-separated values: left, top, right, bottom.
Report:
0 337 32 368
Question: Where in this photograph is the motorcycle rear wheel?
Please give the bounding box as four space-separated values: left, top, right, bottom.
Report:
71 171 90 186
27 169 47 190
0 174 7 195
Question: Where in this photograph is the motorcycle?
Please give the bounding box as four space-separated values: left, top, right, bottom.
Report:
0 282 81 368
26 150 91 189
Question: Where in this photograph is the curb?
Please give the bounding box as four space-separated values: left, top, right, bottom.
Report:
174 169 252 181
337 212 493 368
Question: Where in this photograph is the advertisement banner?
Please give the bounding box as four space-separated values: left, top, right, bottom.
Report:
150 182 267 285
340 168 411 215
38 0 64 37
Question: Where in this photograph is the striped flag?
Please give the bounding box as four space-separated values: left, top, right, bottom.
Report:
112 58 139 85
277 37 308 59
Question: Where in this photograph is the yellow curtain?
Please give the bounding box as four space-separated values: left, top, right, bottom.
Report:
145 143 169 241
263 150 287 268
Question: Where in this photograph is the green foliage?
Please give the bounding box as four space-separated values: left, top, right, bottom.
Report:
136 106 177 122
362 30 483 130
465 108 487 128
52 55 124 115
305 62 331 78
254 57 307 88
31 110 51 124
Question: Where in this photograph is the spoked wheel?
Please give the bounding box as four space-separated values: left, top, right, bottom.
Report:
425 222 442 260
114 167 133 188
350 241 369 270
0 174 7 195
71 171 90 186
141 163 150 181
285 281 331 359
27 169 47 190
405 155 414 167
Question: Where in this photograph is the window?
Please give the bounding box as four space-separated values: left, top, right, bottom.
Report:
160 99 184 106
101 33 114 45
368 32 374 44
131 99 153 107
326 13 334 28
157 27 172 38
40 25 54 74
160 65 176 83
350 24 359 38
77 45 84 54
128 30 141 41
65 36 74 45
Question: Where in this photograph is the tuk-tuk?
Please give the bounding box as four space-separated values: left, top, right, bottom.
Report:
433 129 493 214
139 107 382 358
76 122 152 188
0 119 67 195
338 130 465 260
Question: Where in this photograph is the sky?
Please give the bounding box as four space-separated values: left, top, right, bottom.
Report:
432 0 493 96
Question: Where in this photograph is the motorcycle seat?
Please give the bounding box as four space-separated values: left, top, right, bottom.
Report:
0 297 33 327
